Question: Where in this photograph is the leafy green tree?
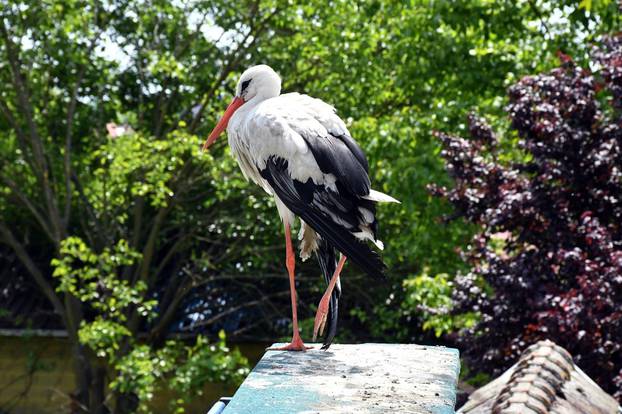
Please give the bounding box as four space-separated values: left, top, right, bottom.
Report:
269 0 620 341
0 0 285 410
52 236 248 413
0 0 620 411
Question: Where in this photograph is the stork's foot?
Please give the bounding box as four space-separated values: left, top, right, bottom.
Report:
266 335 312 352
312 293 331 342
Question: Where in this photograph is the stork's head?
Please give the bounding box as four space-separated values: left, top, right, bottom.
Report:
236 64 281 102
203 65 281 151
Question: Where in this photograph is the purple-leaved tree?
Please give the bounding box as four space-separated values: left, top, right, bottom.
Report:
431 35 622 399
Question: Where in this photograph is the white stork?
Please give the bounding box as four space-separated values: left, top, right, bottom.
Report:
203 65 398 351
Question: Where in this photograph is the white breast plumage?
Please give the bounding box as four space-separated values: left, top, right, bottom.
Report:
227 110 272 195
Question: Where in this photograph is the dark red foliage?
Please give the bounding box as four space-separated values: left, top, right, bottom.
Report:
431 35 622 400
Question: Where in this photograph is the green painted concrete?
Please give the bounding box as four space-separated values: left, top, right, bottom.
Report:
223 343 460 414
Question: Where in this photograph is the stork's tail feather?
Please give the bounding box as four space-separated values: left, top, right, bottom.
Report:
363 189 400 204
316 238 341 350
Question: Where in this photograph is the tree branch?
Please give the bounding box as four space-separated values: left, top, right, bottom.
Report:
186 290 291 331
0 222 65 321
188 6 281 133
63 6 102 226
149 275 192 342
0 98 36 168
0 98 24 138
134 204 171 284
527 0 551 39
150 234 189 286
0 176 55 242
0 18 63 244
0 19 44 163
63 56 89 226
71 171 108 249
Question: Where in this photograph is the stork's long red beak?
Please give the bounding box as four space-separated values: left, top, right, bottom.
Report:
202 97 245 151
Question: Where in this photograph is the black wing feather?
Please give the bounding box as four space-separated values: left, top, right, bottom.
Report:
260 157 385 279
300 133 370 196
299 129 380 240
333 133 369 172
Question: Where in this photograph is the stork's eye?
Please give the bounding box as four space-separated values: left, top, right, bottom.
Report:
241 79 252 92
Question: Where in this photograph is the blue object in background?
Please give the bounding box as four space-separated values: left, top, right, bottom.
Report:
207 397 231 414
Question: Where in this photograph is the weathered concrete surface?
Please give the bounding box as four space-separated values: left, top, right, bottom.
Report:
222 343 460 414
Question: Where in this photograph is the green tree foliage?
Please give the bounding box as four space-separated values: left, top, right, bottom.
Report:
0 0 620 411
52 237 248 413
279 0 620 340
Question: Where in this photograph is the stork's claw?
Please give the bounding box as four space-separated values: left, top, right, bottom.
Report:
266 334 312 351
313 294 330 342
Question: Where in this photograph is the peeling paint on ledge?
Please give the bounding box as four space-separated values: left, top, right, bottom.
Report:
222 343 460 414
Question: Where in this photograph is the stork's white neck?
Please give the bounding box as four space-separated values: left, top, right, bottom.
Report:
244 92 277 109
230 95 266 128
228 93 271 135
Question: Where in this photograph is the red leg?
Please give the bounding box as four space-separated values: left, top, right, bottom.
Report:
313 255 347 341
267 223 312 351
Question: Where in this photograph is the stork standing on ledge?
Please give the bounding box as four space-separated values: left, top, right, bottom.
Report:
203 65 398 351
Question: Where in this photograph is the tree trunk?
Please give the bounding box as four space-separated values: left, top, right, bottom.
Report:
91 364 110 414
70 341 93 413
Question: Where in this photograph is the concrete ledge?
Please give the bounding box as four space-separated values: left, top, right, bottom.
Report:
222 343 460 414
